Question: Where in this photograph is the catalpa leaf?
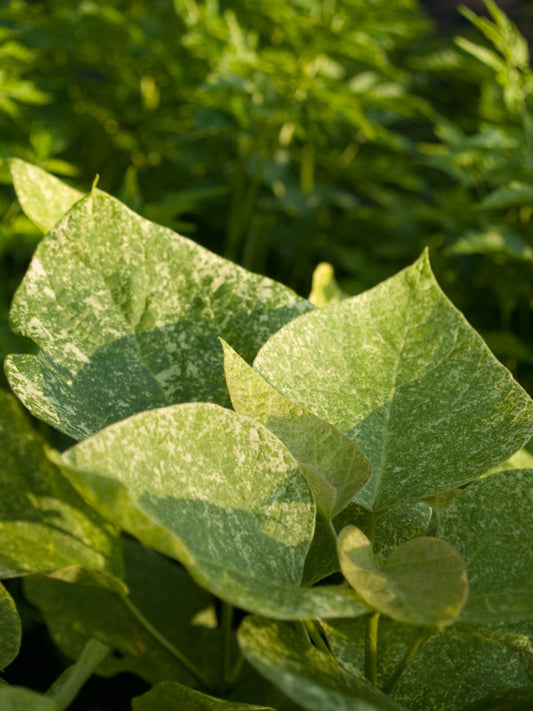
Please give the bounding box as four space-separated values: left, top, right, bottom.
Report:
0 687 59 711
222 339 371 518
5 189 312 440
254 251 533 511
238 616 409 711
0 582 21 671
0 390 124 590
24 538 222 688
438 469 533 624
56 403 367 620
10 158 84 233
338 526 468 627
132 681 275 710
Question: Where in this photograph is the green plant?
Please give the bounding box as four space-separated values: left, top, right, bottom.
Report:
0 160 532 710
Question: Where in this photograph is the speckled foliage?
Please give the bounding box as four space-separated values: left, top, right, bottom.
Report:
1 160 532 710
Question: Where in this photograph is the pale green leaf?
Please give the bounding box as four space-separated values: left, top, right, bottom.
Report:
322 617 532 711
132 681 275 710
222 340 371 519
0 688 58 711
10 159 84 234
0 390 124 590
56 403 366 620
438 469 533 624
5 190 312 440
238 616 409 711
0 582 21 670
24 538 222 688
338 526 467 627
254 251 533 511
308 263 343 308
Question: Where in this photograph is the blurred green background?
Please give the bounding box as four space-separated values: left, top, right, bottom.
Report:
1 0 533 392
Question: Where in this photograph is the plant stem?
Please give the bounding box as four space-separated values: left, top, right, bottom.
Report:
122 595 211 690
47 638 110 711
382 628 429 695
221 601 234 684
304 620 330 655
364 612 380 685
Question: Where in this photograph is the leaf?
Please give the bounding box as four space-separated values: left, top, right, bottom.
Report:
337 526 467 627
238 616 409 711
222 340 371 519
0 582 21 670
132 681 275 711
10 158 84 233
0 390 124 590
438 469 533 624
448 227 533 262
56 403 367 620
46 639 110 710
253 251 533 511
308 263 343 308
322 617 532 711
478 183 533 210
0 687 59 711
5 189 312 440
24 538 222 688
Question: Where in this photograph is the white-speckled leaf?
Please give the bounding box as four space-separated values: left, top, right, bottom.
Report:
238 616 409 711
322 617 532 711
132 681 275 711
0 390 124 589
24 538 223 687
0 687 59 711
254 251 533 511
222 340 371 519
5 190 312 440
0 582 21 670
10 159 84 233
338 526 468 627
56 403 366 620
438 469 533 624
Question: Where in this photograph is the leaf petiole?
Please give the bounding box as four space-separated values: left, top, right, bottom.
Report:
382 627 430 694
364 611 380 686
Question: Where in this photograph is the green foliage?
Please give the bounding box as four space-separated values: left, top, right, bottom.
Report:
1 166 532 709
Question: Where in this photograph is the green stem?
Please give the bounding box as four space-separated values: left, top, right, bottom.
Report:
304 620 331 655
221 601 234 684
382 628 429 695
47 638 110 711
122 595 211 690
364 612 380 685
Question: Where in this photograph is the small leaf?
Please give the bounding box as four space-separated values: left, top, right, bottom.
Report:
254 251 533 511
238 616 409 711
6 190 312 440
56 403 366 620
438 469 533 624
10 158 84 233
449 227 533 262
338 526 468 627
0 687 59 711
222 340 371 519
132 681 275 710
0 391 124 590
308 263 343 308
0 582 21 670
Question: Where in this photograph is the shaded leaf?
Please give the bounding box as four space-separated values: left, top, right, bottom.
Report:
0 390 124 590
56 403 366 620
5 189 312 440
0 687 58 711
133 680 275 710
238 616 408 711
338 526 467 627
0 582 21 670
438 469 533 624
46 639 110 710
10 158 84 234
254 251 533 511
448 227 533 262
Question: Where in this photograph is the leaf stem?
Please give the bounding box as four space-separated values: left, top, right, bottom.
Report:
382 627 429 695
364 612 380 685
221 601 234 684
304 620 331 655
122 595 212 690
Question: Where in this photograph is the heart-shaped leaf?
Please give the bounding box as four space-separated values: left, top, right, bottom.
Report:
56 403 367 620
0 582 21 671
10 158 84 234
132 681 275 710
238 616 409 711
254 251 533 511
338 525 468 627
438 469 533 624
5 189 312 440
0 390 124 590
